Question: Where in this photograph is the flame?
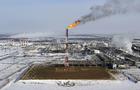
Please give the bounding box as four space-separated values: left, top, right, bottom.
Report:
66 20 81 30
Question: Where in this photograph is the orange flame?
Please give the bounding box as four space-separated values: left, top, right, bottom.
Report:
66 20 81 30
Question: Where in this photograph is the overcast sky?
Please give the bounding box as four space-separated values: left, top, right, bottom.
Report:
0 0 140 35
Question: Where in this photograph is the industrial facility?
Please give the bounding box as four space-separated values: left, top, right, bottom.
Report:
0 0 140 90
0 33 140 89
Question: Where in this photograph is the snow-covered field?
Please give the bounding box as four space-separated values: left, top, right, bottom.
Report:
0 46 140 90
122 69 140 81
0 47 48 89
3 80 140 90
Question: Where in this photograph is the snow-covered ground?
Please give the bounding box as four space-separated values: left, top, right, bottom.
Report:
122 69 140 81
0 47 48 89
3 80 140 90
0 46 140 90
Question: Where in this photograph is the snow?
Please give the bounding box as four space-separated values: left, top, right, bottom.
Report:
0 65 26 80
0 46 140 90
4 80 140 90
122 69 140 81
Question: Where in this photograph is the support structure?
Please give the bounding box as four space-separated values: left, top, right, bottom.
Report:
64 29 69 67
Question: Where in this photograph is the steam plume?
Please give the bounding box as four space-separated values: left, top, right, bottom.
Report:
111 35 133 54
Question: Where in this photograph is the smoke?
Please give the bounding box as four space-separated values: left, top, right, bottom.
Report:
79 0 139 52
80 0 140 24
10 32 57 38
111 35 133 53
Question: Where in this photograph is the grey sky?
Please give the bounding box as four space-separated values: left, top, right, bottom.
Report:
0 0 140 35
